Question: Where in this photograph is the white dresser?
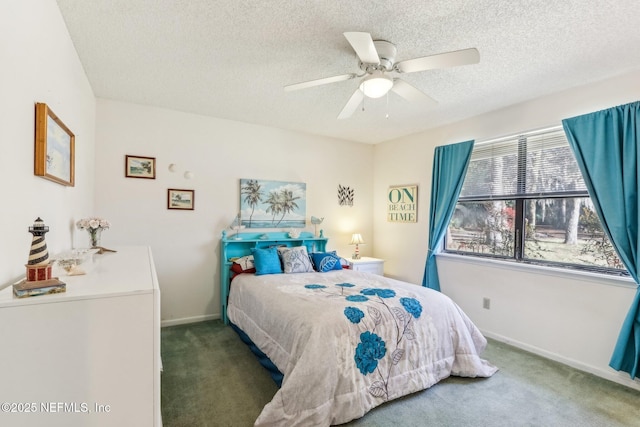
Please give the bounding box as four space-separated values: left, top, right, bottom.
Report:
0 246 161 427
347 257 385 276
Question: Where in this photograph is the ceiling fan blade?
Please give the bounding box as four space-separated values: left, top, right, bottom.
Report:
395 48 480 74
285 74 357 92
337 89 364 120
343 32 380 65
391 79 438 106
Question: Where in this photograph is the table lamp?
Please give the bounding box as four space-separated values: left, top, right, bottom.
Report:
350 233 364 259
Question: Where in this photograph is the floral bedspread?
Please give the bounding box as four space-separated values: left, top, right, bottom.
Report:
227 270 497 426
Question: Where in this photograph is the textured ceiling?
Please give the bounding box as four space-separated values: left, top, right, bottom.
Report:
56 0 640 144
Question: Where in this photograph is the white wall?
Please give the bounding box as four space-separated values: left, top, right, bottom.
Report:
0 0 95 288
94 99 373 325
373 70 640 389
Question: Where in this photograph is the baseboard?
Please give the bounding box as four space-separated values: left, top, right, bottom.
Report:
483 331 640 392
161 313 218 327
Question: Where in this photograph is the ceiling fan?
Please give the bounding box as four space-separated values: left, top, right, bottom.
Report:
284 32 480 119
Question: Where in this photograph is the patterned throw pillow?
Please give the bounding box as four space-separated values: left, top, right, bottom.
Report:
234 255 254 271
278 246 314 274
310 252 343 272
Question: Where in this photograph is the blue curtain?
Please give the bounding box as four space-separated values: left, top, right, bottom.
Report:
562 101 640 378
422 140 474 291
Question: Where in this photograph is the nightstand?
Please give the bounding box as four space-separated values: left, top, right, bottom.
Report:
347 257 385 276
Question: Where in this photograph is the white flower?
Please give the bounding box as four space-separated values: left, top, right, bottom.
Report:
76 217 110 230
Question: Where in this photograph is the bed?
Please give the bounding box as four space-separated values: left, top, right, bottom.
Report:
220 232 497 426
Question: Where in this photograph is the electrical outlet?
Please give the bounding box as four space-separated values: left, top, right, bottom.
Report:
483 297 491 310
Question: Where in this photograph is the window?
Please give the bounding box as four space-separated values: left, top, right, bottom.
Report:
445 126 626 274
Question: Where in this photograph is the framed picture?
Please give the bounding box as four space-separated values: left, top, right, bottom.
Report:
168 189 195 210
239 179 306 228
125 155 156 179
34 103 75 186
387 184 418 223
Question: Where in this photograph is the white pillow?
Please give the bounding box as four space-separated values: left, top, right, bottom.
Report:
278 246 314 274
234 255 254 271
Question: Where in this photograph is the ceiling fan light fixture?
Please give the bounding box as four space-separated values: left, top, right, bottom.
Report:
359 72 393 98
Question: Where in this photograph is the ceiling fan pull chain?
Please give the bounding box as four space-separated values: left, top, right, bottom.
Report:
386 92 390 119
362 81 366 112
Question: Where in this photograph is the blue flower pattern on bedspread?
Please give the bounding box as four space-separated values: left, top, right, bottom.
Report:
400 297 422 318
336 283 356 288
355 331 387 375
346 295 369 302
361 288 396 298
304 282 424 400
344 306 364 323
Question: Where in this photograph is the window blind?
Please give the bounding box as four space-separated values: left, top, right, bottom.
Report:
459 127 588 200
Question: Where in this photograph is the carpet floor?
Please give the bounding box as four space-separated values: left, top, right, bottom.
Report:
161 320 640 427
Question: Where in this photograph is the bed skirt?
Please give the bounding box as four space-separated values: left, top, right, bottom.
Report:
230 322 283 387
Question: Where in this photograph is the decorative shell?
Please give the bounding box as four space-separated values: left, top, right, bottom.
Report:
288 229 301 239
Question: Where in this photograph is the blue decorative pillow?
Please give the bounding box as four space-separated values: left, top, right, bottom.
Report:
251 247 283 275
310 252 343 272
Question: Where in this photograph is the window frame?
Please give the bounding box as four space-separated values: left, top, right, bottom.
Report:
443 126 628 277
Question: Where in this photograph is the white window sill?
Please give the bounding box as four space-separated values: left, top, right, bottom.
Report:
437 252 637 290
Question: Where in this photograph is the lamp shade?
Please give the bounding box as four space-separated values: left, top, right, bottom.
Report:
350 233 365 245
359 72 393 98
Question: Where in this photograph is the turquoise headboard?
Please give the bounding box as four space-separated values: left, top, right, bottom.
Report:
219 231 328 324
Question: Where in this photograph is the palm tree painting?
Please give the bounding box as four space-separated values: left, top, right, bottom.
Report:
240 179 262 227
239 179 306 228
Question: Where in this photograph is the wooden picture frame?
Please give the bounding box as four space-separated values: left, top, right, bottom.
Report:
168 189 195 210
34 103 75 186
125 155 156 179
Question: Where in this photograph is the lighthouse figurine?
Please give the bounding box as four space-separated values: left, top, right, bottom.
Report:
13 217 66 298
27 217 51 280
